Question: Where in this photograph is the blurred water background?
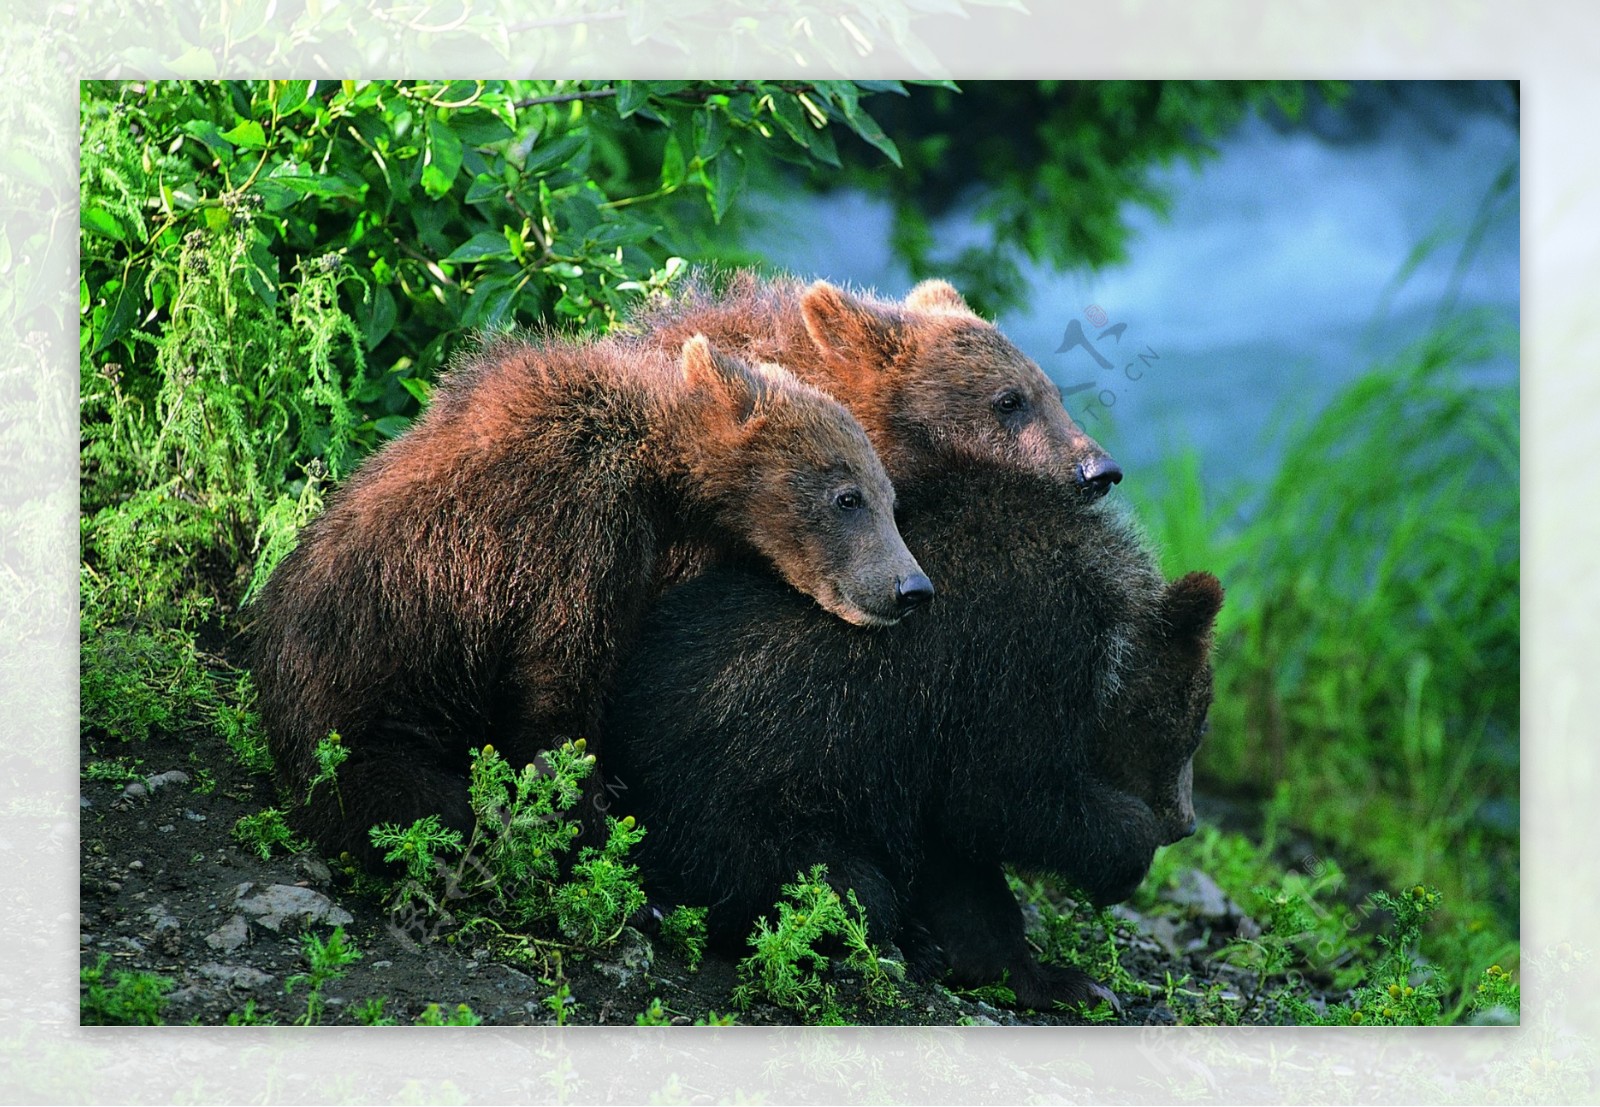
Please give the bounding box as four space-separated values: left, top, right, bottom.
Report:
741 81 1519 492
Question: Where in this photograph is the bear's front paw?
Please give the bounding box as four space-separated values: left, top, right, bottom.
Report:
1013 963 1122 1017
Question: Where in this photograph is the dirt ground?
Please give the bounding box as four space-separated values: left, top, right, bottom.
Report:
80 695 1303 1030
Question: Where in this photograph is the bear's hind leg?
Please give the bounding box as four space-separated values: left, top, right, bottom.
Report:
908 856 1121 1015
294 748 474 872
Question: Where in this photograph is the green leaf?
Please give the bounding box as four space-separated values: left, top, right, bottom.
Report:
702 150 746 224
273 80 313 118
450 110 514 146
694 109 727 160
422 115 464 199
807 121 841 168
182 120 235 161
244 230 278 309
372 415 411 439
522 133 587 176
465 173 504 205
659 134 686 190
221 119 267 149
81 206 127 242
463 277 519 330
841 108 901 168
445 232 514 263
360 285 397 351
254 165 359 210
91 264 146 354
589 221 660 249
398 376 433 404
766 92 810 149
615 81 650 119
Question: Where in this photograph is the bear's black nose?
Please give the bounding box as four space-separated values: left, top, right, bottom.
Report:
1077 456 1123 499
1162 815 1198 847
895 572 935 611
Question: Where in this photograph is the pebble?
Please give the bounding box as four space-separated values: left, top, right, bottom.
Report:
204 914 250 953
232 882 353 933
1166 868 1234 919
197 962 274 991
592 927 653 989
127 860 144 871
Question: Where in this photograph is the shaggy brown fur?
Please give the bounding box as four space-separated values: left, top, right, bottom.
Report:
628 272 1121 495
247 333 926 864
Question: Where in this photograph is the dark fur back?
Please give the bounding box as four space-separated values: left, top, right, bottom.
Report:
601 461 1167 942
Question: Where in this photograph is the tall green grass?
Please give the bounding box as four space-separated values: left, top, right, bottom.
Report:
1133 312 1519 936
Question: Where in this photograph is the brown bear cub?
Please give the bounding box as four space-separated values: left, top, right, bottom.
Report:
629 272 1123 498
248 332 930 865
601 460 1221 1013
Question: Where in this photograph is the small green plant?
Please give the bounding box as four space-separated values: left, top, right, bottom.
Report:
285 926 361 1025
1312 885 1448 1026
732 864 900 1023
1018 879 1142 1009
232 807 299 860
351 996 397 1026
370 814 466 891
661 905 709 972
81 955 172 1025
1070 998 1120 1023
213 673 274 775
954 974 1017 1008
225 1000 276 1026
542 979 575 1027
414 1002 483 1026
1468 962 1520 1019
305 730 349 806
83 757 145 783
372 741 646 954
636 998 672 1026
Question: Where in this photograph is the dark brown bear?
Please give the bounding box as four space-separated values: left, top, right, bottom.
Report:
248 333 930 865
601 460 1220 1013
629 273 1123 498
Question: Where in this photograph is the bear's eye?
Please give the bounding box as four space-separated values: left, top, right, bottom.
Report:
993 390 1026 415
833 489 864 512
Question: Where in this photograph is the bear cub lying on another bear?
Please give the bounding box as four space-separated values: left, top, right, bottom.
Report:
603 459 1221 1012
248 333 929 866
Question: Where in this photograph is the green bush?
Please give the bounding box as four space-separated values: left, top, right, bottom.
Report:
732 864 901 1023
81 955 172 1026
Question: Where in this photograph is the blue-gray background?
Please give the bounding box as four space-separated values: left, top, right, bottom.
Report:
742 82 1519 491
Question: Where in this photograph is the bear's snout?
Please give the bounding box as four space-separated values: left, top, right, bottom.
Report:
1077 455 1124 499
895 571 936 612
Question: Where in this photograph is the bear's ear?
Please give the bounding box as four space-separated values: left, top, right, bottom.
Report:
681 335 766 423
903 279 974 316
800 281 902 369
1159 571 1224 652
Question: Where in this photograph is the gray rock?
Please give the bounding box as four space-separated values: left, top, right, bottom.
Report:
205 914 250 953
293 855 332 887
1166 868 1236 920
592 927 653 989
153 917 182 956
145 905 182 956
119 770 189 806
197 962 275 991
232 882 353 933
